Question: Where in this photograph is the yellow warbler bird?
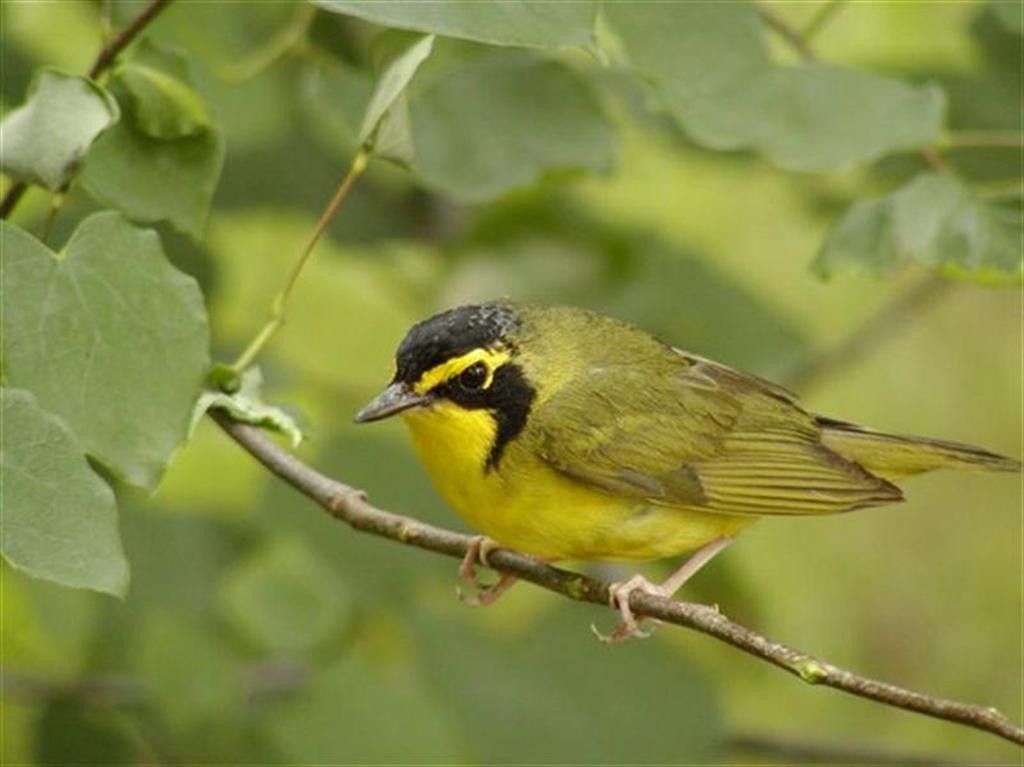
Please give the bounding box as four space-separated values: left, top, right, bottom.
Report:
355 302 1019 641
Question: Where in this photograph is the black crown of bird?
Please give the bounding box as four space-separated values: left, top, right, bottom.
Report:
356 301 1020 642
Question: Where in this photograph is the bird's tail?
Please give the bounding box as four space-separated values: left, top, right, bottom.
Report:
818 417 1021 481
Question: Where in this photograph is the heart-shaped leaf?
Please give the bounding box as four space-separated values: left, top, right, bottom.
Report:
79 44 223 238
0 69 119 189
1 388 129 597
1 214 211 488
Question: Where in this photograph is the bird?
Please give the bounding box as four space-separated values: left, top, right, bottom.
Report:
354 301 1020 641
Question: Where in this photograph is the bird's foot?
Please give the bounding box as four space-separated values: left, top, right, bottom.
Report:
591 575 667 644
456 536 518 607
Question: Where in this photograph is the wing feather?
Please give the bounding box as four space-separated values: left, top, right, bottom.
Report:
535 352 901 516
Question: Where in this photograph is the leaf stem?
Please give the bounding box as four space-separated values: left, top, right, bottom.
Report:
38 191 66 245
756 5 815 61
87 0 174 79
802 0 848 42
230 149 370 373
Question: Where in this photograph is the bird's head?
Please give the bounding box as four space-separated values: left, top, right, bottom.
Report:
354 301 535 468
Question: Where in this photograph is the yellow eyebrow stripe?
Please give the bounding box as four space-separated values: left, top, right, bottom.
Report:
413 347 512 394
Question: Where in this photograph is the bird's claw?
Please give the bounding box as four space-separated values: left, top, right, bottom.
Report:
593 574 666 644
456 536 517 607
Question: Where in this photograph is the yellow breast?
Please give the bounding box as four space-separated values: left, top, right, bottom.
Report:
401 403 752 562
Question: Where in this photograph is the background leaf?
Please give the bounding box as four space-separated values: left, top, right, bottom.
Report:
79 42 223 238
0 388 128 597
408 51 616 200
1 215 210 488
0 69 119 189
314 0 597 50
115 40 212 139
359 32 434 151
605 3 945 170
815 172 1024 285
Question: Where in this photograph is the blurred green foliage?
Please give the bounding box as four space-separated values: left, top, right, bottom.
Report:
1 1 1021 764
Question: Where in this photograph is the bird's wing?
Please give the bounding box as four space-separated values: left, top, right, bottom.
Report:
534 352 901 516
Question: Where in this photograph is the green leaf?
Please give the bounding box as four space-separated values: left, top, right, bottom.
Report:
114 40 212 139
78 45 223 238
605 3 945 171
359 32 434 152
193 367 303 447
0 69 119 189
687 65 946 172
815 173 1024 285
218 538 354 656
0 389 128 597
992 0 1024 35
300 57 374 159
314 0 597 50
409 52 616 200
79 121 224 238
1 214 211 488
603 1 769 111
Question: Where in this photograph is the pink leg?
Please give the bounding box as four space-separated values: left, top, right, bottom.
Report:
594 537 733 644
457 536 520 607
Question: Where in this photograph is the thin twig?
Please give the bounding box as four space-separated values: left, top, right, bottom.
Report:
802 0 848 42
230 149 369 373
87 0 174 79
757 4 815 60
783 276 952 390
0 183 28 220
210 409 1024 748
0 0 174 222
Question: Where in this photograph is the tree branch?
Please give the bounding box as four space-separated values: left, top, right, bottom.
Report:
0 0 175 221
783 275 952 390
210 409 1024 747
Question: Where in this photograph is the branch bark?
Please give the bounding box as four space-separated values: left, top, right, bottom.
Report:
0 0 175 221
211 409 1024 748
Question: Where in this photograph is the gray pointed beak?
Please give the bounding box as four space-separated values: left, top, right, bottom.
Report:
354 382 429 423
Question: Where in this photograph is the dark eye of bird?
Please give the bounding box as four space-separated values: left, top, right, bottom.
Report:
458 362 488 391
